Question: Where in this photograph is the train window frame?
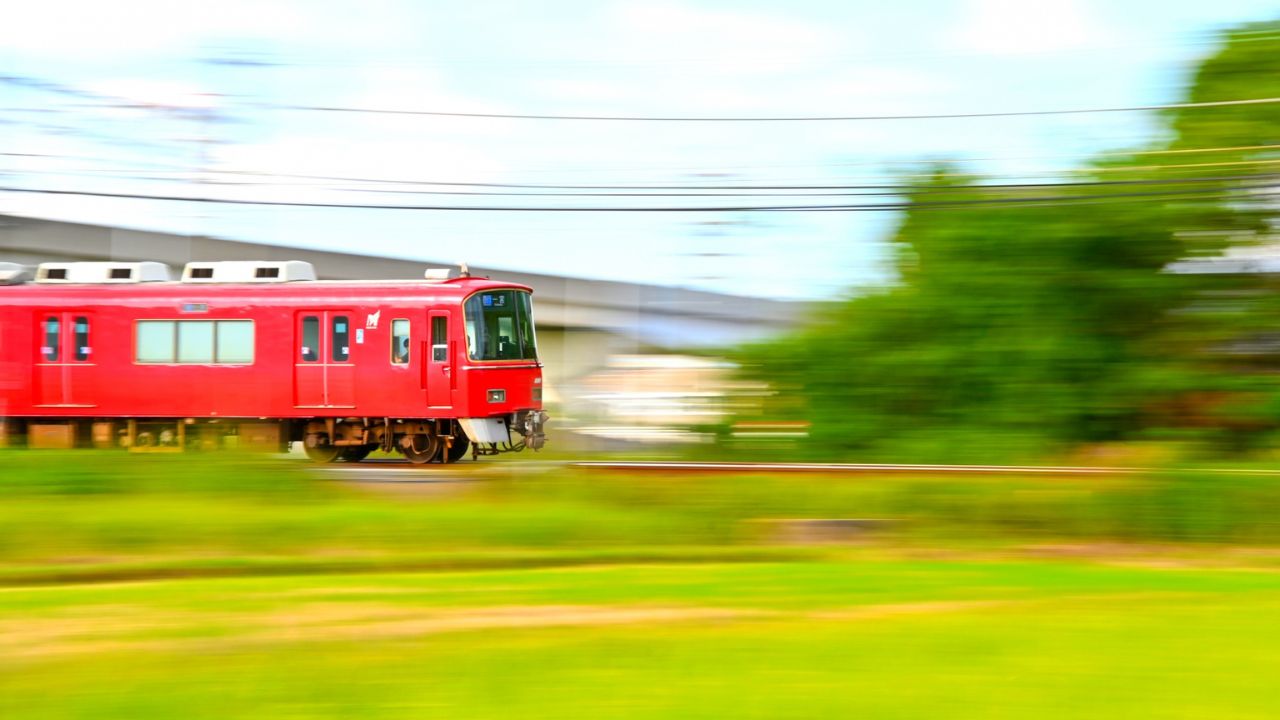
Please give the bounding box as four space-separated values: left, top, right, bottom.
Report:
134 319 257 365
391 318 410 365
135 320 177 363
463 289 539 363
177 321 216 363
516 291 538 361
331 315 350 362
41 316 60 362
73 316 90 361
216 320 255 364
431 316 448 363
300 316 320 362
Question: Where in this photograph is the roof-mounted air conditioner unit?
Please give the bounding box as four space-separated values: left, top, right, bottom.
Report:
34 262 173 284
0 262 32 285
423 263 472 283
181 260 316 283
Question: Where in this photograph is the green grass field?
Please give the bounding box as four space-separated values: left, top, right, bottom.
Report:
4 451 1280 717
4 559 1280 718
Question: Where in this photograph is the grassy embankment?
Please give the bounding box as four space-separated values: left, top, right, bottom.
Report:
4 451 1280 717
4 450 1280 579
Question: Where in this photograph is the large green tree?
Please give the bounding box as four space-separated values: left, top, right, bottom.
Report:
738 21 1280 462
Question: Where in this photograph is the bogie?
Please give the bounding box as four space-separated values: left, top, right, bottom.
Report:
399 433 439 464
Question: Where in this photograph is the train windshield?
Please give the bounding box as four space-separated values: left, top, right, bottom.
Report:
464 289 538 361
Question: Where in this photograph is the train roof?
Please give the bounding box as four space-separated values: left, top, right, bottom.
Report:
0 260 532 306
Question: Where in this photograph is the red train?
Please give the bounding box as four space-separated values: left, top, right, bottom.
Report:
0 260 548 463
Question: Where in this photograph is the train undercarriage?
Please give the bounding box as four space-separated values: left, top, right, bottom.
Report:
0 411 548 464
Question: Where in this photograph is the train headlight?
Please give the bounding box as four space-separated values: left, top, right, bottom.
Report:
487 389 506 403
532 387 542 403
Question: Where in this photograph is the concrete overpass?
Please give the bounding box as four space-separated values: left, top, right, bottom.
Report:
0 213 801 408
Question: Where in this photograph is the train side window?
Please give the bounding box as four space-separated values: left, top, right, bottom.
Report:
300 316 319 362
74 316 90 361
391 319 410 364
332 315 350 362
136 321 176 363
41 316 59 361
515 292 538 361
177 321 215 363
216 321 254 364
431 316 448 363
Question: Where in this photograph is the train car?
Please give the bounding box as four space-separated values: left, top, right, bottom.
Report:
0 259 548 463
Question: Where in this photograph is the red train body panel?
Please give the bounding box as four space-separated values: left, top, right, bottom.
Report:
0 265 546 462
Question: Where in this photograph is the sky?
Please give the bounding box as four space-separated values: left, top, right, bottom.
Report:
1 0 1277 299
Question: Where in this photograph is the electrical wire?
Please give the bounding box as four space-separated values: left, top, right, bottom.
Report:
276 96 1280 122
7 162 1269 194
4 164 1274 196
2 180 1273 212
13 70 1270 123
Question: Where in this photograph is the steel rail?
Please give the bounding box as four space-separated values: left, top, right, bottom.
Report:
571 461 1280 476
308 459 1280 478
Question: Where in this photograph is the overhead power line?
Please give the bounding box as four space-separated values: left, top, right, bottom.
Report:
215 170 1280 193
279 96 1280 122
12 65 1274 124
9 149 1272 192
6 164 1272 197
0 74 224 120
23 74 1256 122
7 141 1275 175
1083 158 1280 174
2 181 1273 213
4 147 1277 195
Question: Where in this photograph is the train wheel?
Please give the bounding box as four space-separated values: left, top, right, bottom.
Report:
401 434 440 465
304 444 342 463
338 444 375 463
303 433 341 463
441 434 470 463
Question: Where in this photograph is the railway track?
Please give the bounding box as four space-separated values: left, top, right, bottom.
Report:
576 461 1280 476
570 461 1139 476
315 458 1280 482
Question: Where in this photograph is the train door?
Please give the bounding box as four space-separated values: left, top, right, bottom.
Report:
423 309 454 409
327 313 355 407
294 311 356 408
34 312 96 408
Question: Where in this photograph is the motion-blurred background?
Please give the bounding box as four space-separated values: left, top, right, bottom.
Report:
3 1 1278 462
5 4 1280 718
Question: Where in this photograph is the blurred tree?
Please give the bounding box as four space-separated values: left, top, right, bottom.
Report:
737 21 1280 462
1154 19 1280 449
1167 21 1280 168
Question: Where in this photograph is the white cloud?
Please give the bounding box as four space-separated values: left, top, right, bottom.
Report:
343 67 512 124
0 0 421 58
609 0 849 75
536 3 941 120
950 0 1117 56
213 133 508 188
210 69 513 188
86 79 219 110
0 1 291 56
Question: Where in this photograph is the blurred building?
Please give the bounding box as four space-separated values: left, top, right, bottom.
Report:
0 213 799 441
1168 243 1280 276
571 354 775 444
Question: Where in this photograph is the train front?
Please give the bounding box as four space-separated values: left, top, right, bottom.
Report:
456 286 548 454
